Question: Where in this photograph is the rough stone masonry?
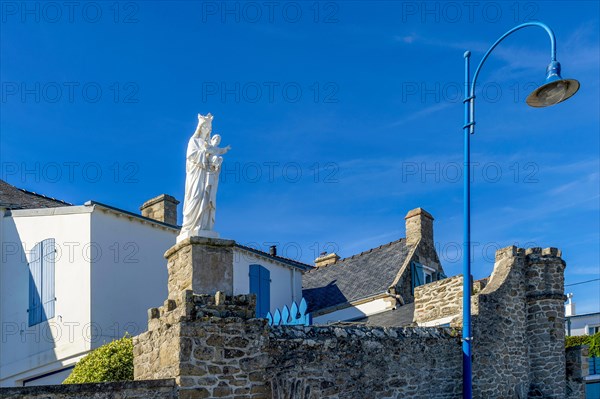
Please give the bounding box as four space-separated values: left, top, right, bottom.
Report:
131 239 587 398
3 239 587 398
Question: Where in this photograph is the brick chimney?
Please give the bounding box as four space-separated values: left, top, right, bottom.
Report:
314 252 340 268
404 208 434 246
140 194 179 225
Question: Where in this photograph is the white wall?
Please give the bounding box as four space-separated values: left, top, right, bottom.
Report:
89 208 177 347
566 312 600 336
0 204 178 387
232 249 303 314
1 207 92 386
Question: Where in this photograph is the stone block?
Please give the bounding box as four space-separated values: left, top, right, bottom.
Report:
165 237 236 299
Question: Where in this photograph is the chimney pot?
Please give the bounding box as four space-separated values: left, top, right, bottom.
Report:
269 245 277 256
140 194 180 225
314 252 340 268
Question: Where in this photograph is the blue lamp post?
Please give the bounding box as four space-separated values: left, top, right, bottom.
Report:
461 22 579 398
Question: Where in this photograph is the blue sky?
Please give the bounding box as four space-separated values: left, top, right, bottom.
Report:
1 1 599 312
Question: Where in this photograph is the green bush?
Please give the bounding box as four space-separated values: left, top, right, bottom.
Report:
566 332 600 357
63 335 133 384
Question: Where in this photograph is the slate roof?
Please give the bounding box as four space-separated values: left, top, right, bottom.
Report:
353 302 415 327
0 179 72 209
302 238 411 312
235 243 313 272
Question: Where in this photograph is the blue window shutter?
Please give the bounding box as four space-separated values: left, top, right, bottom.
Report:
411 262 424 294
28 242 43 326
259 266 270 318
249 265 261 317
249 264 270 317
41 238 56 322
415 263 424 286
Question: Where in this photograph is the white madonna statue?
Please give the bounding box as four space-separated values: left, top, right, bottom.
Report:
178 113 231 242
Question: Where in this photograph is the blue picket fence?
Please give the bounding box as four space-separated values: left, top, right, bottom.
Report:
266 298 312 326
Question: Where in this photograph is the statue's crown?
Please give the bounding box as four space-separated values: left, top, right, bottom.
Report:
198 113 213 124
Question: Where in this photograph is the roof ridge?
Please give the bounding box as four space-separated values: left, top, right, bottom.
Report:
17 187 73 206
235 243 313 270
306 237 406 273
338 237 405 262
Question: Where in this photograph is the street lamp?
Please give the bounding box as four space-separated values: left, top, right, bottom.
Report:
461 22 579 399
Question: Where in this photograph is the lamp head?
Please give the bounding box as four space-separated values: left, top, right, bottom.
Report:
526 61 580 107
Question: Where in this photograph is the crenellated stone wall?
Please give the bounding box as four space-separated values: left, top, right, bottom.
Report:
524 247 567 397
408 246 578 398
133 290 269 398
132 243 582 399
134 288 463 399
470 246 531 398
3 241 582 399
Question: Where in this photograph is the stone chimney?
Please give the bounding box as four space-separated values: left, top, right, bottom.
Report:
404 208 434 246
140 194 179 225
314 252 340 268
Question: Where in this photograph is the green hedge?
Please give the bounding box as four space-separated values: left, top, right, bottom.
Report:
566 332 600 357
63 335 133 384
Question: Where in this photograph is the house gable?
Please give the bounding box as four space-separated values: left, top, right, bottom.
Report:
302 208 446 322
302 238 411 314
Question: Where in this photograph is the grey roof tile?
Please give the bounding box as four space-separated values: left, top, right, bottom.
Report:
0 179 71 209
302 238 411 312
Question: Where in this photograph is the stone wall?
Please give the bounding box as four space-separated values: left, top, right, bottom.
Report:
134 290 270 398
10 240 578 399
471 246 531 398
131 242 582 399
406 245 580 398
392 229 445 305
566 345 589 399
134 288 463 399
414 276 490 325
414 275 463 324
523 247 566 397
0 379 177 399
266 325 462 399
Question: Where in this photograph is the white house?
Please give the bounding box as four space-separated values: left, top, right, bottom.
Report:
0 185 179 387
0 180 309 387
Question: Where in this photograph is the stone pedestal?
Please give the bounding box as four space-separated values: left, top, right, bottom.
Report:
164 236 235 300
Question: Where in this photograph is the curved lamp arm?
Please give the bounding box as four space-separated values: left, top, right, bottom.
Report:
466 22 557 134
472 22 556 92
